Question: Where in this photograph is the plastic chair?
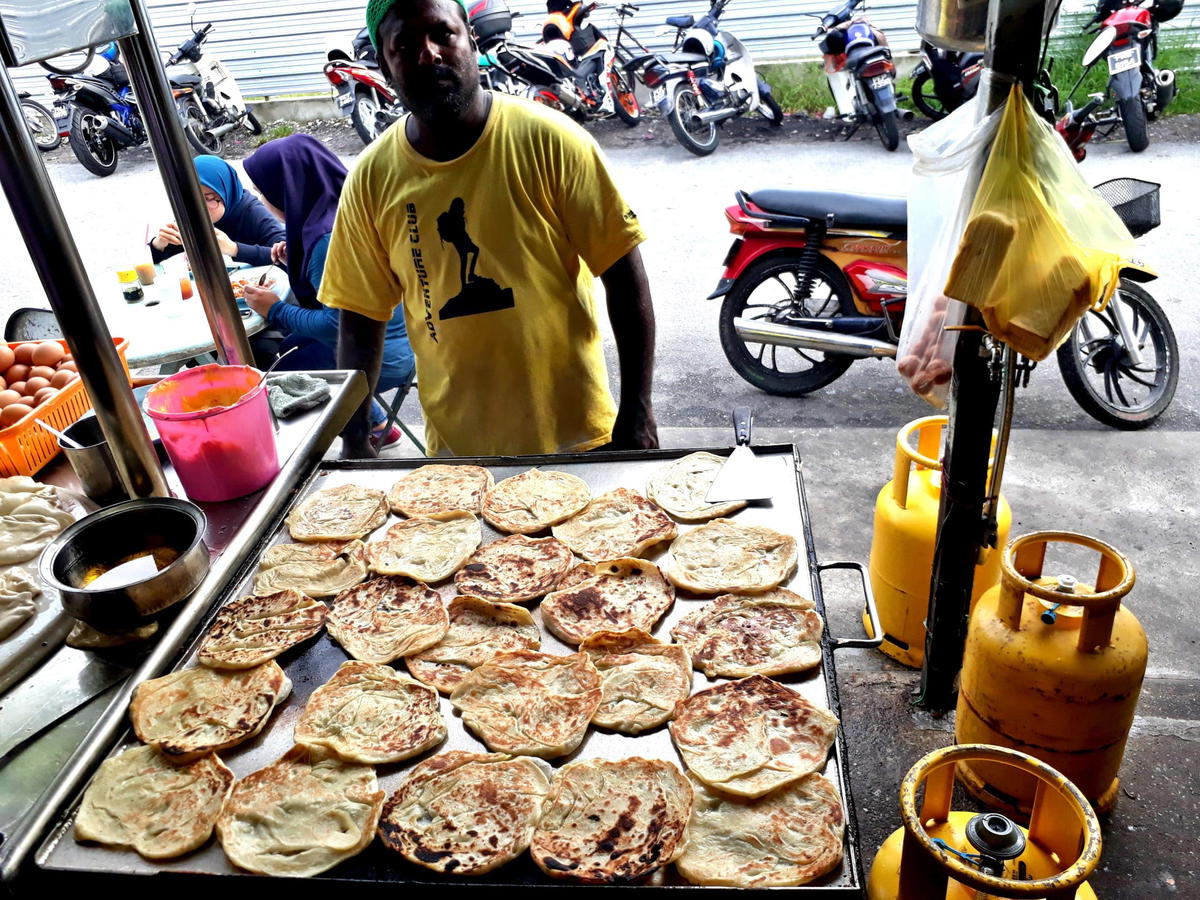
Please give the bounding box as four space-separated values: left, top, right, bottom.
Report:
4 307 60 341
375 374 425 455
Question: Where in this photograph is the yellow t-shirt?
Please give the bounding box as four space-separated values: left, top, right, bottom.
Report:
320 93 646 457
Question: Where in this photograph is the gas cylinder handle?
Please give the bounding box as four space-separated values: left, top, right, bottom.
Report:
892 416 998 509
816 560 883 650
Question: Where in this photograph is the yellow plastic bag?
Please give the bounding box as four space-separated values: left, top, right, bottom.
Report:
943 84 1137 360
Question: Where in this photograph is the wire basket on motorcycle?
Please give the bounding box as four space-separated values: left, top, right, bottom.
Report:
1093 178 1161 237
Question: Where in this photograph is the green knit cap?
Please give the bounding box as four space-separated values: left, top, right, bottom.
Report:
366 0 469 49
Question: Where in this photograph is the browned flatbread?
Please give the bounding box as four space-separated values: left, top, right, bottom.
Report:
405 595 540 694
530 757 693 884
386 464 494 517
670 588 823 678
197 589 327 669
252 539 368 598
551 488 677 561
286 483 389 542
666 518 798 594
130 662 291 763
449 650 601 758
676 773 845 887
482 469 590 534
327 575 449 664
670 675 838 798
453 534 574 603
365 511 481 582
645 451 749 522
540 558 675 646
378 751 552 875
580 629 692 733
556 561 594 590
295 660 446 764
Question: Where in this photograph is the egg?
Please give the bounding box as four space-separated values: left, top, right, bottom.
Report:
7 381 26 397
19 396 36 406
0 389 20 407
58 360 78 373
50 370 75 389
29 365 55 381
31 341 65 367
0 346 13 371
0 377 5 391
6 364 30 383
0 404 33 426
25 376 50 395
34 387 58 405
13 344 35 365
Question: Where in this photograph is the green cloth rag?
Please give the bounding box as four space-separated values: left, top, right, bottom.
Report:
267 373 330 418
366 0 469 50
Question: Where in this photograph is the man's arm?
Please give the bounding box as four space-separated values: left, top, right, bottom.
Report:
337 310 388 459
600 246 658 450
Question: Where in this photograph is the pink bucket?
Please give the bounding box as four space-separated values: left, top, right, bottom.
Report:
144 364 279 502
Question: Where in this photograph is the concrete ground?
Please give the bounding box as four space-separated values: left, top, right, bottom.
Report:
1 129 1197 896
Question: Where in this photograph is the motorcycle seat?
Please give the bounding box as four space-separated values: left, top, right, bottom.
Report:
747 189 907 230
666 14 695 28
660 51 710 64
170 73 201 86
846 44 891 72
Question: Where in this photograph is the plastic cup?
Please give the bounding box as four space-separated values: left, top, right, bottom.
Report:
143 364 279 502
135 263 157 285
180 276 193 300
116 268 138 284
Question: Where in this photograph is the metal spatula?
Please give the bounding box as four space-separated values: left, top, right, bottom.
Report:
705 407 775 503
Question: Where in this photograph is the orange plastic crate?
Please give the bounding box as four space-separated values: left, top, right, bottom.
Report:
0 338 130 477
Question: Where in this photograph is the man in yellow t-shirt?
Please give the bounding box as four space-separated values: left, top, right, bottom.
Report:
321 0 658 458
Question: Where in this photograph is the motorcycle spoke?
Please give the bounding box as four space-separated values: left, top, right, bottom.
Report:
755 343 767 362
1082 342 1109 368
1108 370 1132 408
790 347 822 366
1121 369 1158 388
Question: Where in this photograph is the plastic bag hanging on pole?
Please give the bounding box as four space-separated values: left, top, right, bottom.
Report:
942 84 1138 361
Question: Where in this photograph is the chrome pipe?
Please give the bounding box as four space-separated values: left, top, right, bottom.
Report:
208 121 239 137
733 317 898 359
0 67 168 499
691 106 739 125
118 1 252 367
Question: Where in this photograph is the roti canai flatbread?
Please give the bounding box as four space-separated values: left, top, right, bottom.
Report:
580 629 691 734
675 773 845 887
327 575 449 664
530 758 693 884
450 650 601 758
405 596 540 694
0 568 40 641
378 751 552 875
216 743 384 878
482 469 590 534
551 488 677 562
666 518 798 594
556 561 594 590
295 660 446 764
670 588 823 678
453 534 574 603
197 589 327 669
540 558 675 646
130 662 291 763
75 745 234 860
365 511 482 582
252 539 368 598
669 675 838 798
286 483 388 542
645 452 749 522
0 476 75 566
386 464 494 518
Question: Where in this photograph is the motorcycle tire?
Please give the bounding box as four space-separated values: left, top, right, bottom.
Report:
351 90 389 145
1057 279 1177 429
668 83 719 157
38 47 95 75
760 91 784 127
610 68 641 127
910 71 949 121
718 252 857 397
68 108 118 177
22 98 62 152
181 103 224 156
1118 95 1149 152
242 108 263 135
874 109 900 151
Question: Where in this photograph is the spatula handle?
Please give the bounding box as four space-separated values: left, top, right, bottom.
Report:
732 407 752 447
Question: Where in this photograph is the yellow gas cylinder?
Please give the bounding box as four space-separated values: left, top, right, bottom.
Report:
867 744 1102 900
956 531 1146 817
865 416 1011 667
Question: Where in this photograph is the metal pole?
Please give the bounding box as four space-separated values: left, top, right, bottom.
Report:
917 0 1048 711
0 67 167 499
117 0 252 367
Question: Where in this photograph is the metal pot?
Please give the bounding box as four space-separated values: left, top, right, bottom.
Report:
39 498 209 633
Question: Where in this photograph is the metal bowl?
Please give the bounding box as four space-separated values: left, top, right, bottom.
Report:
39 498 209 633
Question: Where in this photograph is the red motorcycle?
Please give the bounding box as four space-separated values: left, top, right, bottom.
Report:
324 28 406 145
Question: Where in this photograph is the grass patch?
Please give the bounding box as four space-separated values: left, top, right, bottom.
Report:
761 60 915 116
254 122 296 147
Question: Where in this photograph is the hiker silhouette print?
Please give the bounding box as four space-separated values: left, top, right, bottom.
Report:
436 197 515 321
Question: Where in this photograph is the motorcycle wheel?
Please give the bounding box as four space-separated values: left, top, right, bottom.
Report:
181 104 224 155
874 109 900 151
668 83 719 157
242 109 263 135
760 91 785 127
38 48 94 75
718 252 857 397
1118 95 1149 152
22 99 62 152
1057 280 1177 429
68 109 118 177
910 71 949 121
351 91 389 145
611 68 641 127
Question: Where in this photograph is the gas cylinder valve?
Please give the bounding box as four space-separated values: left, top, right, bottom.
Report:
1042 574 1078 624
964 812 1026 875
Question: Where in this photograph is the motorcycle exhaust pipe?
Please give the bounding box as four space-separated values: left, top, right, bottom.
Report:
733 317 897 359
95 116 138 148
1156 69 1176 110
207 121 238 137
690 106 740 126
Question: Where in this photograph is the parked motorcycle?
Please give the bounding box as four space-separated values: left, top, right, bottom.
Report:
909 40 982 121
325 27 405 145
710 179 1177 429
1073 0 1180 151
19 91 62 152
640 0 782 156
810 0 899 150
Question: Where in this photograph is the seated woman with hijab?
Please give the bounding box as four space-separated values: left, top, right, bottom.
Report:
239 135 414 448
149 155 284 266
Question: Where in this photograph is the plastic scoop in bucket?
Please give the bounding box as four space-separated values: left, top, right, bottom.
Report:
144 364 279 502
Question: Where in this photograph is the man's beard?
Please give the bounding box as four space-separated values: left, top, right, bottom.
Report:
393 64 478 124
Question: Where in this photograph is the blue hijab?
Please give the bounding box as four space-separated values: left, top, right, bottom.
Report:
194 155 245 214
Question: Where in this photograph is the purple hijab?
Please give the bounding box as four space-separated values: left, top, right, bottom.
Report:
242 134 347 303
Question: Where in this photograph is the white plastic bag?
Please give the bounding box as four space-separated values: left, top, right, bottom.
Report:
897 93 1004 407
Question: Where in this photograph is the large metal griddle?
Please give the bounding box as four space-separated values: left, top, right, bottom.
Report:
30 446 879 894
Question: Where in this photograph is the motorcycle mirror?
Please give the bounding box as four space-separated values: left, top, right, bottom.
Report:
1082 26 1116 67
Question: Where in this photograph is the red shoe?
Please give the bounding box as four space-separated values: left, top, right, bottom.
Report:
370 424 403 449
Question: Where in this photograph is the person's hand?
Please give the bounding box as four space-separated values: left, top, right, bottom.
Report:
214 228 237 257
270 241 288 264
241 284 278 318
152 223 181 251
